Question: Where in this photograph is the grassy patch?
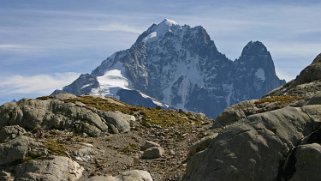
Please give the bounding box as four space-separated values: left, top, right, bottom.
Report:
64 96 204 128
64 96 134 114
36 96 51 100
255 96 299 105
23 155 40 162
119 143 139 154
43 139 68 156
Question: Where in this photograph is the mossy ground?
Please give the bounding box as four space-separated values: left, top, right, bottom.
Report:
43 139 68 156
119 143 139 154
61 96 205 128
255 95 299 106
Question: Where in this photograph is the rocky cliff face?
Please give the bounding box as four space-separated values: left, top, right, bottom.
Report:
183 53 321 181
62 19 285 117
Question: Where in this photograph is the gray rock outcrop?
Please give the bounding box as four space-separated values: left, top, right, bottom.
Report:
71 143 95 162
184 106 321 181
102 111 133 134
14 156 84 181
184 53 321 181
0 136 47 166
188 133 218 157
0 125 26 142
51 92 78 100
0 98 133 136
214 100 258 128
286 143 321 181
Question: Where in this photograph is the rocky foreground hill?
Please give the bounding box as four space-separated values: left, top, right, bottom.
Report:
0 92 213 180
0 53 320 181
184 53 321 181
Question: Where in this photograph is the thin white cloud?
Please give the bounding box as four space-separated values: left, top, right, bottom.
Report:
0 44 43 55
0 72 80 95
0 44 30 49
275 69 295 82
83 23 143 34
0 44 37 50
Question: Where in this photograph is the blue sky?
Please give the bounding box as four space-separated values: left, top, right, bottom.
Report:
1 0 321 104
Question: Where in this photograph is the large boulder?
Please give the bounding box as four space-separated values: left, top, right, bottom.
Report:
278 127 321 181
0 125 26 142
141 140 165 159
14 156 84 181
0 136 47 166
214 100 258 128
88 170 153 181
141 140 161 150
142 146 165 159
101 111 134 133
289 143 321 181
184 105 321 181
188 133 218 157
116 170 153 181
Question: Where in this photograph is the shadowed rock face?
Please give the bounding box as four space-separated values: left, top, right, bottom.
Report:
184 106 321 181
267 53 321 97
184 53 321 181
294 53 321 85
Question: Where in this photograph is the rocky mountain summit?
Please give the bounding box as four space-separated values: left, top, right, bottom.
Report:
183 53 321 181
62 19 285 117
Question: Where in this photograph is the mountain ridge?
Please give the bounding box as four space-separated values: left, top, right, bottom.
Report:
62 19 285 117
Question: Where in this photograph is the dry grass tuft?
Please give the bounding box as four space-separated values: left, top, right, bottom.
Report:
255 95 299 106
63 96 204 128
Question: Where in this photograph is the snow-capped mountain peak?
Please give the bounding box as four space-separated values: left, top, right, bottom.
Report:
62 20 285 117
160 18 178 26
142 18 180 43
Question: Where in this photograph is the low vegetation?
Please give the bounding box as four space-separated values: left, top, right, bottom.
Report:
119 143 139 154
61 96 205 128
43 139 68 156
255 95 299 105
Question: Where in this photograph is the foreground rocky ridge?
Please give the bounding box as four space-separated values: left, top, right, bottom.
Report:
0 93 212 180
184 53 321 181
